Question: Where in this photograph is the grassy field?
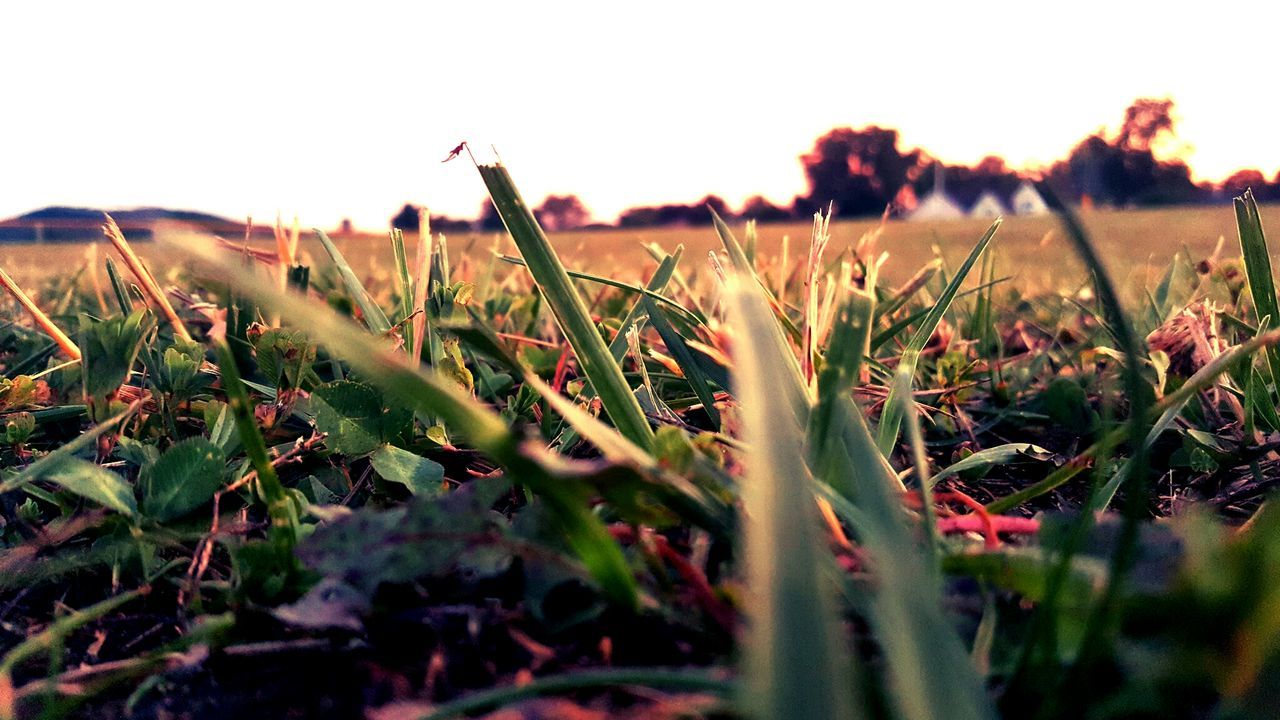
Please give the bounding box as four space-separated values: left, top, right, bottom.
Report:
4 182 1280 718
0 203 1260 293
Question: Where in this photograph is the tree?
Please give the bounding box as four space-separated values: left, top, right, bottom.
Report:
617 196 732 228
911 155 1023 209
477 201 505 231
1221 169 1280 201
390 203 422 232
534 195 591 232
799 126 927 217
1045 98 1207 207
740 195 793 223
1117 98 1175 152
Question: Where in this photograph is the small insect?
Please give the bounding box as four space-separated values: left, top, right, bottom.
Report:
441 141 468 163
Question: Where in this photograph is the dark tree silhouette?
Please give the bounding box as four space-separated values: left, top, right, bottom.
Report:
1117 98 1175 152
740 195 794 223
617 195 733 228
391 203 421 232
911 155 1023 209
534 195 592 232
477 201 506 231
1045 98 1205 207
799 126 927 217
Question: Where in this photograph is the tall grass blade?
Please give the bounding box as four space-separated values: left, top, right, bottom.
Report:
710 209 809 411
1235 189 1280 383
315 229 392 334
391 228 415 354
723 279 855 720
477 163 654 450
818 395 995 720
877 219 1000 455
606 247 682 362
642 297 720 428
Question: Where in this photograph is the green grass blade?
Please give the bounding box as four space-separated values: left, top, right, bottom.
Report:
499 253 705 329
315 229 392 334
391 228 415 354
808 288 876 500
723 279 856 720
214 341 299 553
817 396 996 720
606 246 682 362
710 209 809 412
477 163 654 450
642 297 720 429
415 667 733 720
0 401 140 494
877 219 1000 455
1235 189 1280 383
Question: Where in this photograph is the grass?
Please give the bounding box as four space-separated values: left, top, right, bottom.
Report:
0 171 1278 719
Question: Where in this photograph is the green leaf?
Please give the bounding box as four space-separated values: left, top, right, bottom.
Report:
140 438 225 522
42 457 137 518
157 339 208 399
369 444 445 496
253 328 317 390
203 399 240 455
311 380 410 456
298 475 510 595
79 309 152 402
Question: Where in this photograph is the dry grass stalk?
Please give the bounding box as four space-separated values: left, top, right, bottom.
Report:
801 205 834 383
102 215 193 342
0 265 81 360
410 208 433 362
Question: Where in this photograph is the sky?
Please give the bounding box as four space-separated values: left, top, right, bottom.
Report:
4 1 1280 230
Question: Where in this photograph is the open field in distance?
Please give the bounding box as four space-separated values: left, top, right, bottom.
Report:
0 203 1267 294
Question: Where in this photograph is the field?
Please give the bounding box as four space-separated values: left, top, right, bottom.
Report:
0 203 1259 292
3 175 1280 719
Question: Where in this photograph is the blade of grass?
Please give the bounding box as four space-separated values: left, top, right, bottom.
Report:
498 254 705 329
1021 187 1154 720
415 667 733 720
808 287 877 500
877 219 1000 456
391 228 415 355
477 163 654 450
606 247 682 362
710 209 809 413
0 400 143 495
815 395 996 720
723 279 856 720
214 340 299 554
1236 189 1280 384
642 296 720 428
314 229 392 334
0 264 81 360
102 216 193 342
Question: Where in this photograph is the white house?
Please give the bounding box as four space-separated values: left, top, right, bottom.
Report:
1010 181 1049 215
969 191 1006 219
909 167 1050 221
909 166 965 220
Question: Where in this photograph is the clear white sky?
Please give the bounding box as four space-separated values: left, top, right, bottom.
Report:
3 1 1279 229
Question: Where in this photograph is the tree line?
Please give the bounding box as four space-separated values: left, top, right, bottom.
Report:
388 99 1280 233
